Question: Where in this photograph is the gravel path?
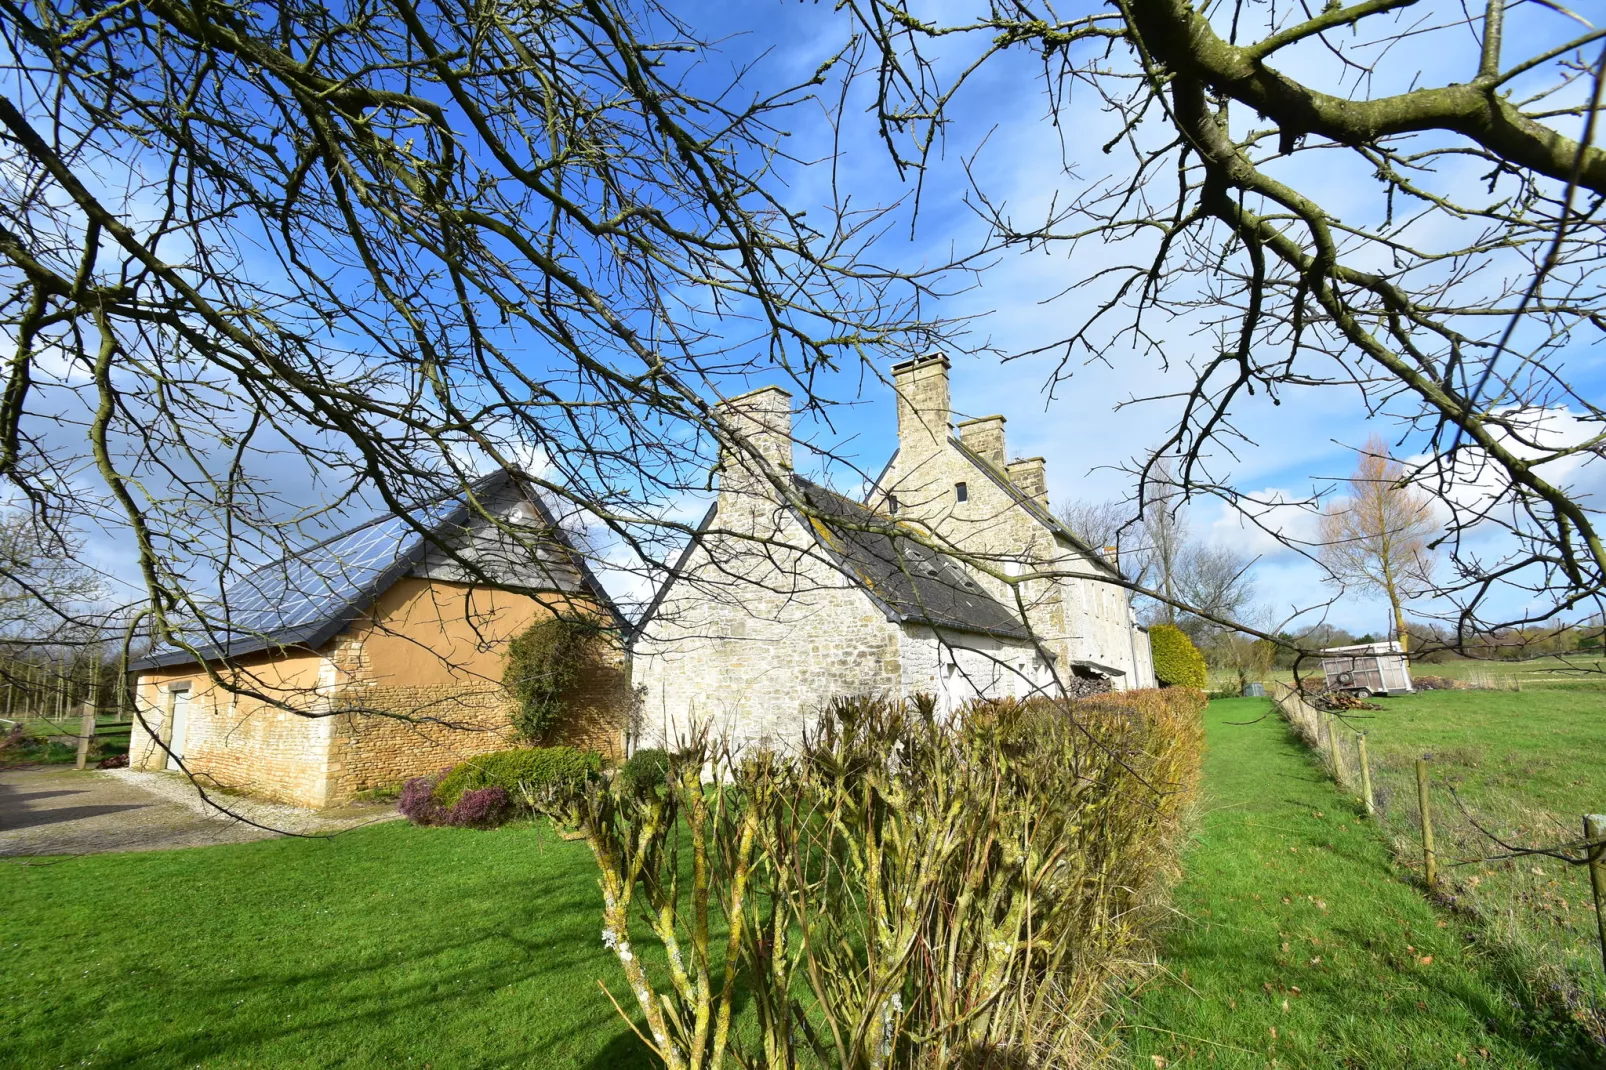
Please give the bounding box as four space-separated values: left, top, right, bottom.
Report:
0 766 400 856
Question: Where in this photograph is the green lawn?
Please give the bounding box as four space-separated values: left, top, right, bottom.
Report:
1120 698 1602 1069
0 820 649 1068
1340 688 1606 1020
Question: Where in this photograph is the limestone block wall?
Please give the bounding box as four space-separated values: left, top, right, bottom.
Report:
329 683 521 799
877 357 1153 689
898 626 1047 713
130 654 337 807
634 512 906 754
130 578 630 808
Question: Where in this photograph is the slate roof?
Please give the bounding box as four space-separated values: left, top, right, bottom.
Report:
131 470 621 671
792 477 1031 641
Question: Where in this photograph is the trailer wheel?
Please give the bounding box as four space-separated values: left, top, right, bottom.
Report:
1334 670 1355 686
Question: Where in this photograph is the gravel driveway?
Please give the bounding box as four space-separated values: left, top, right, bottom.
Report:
0 766 400 856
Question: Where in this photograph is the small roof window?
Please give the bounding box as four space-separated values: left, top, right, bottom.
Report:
955 481 968 503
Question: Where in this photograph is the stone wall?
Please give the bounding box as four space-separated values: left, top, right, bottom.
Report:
130 654 337 807
634 512 907 754
878 355 1155 690
898 625 1047 713
131 579 629 807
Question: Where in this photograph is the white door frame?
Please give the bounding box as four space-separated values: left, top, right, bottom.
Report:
165 685 191 771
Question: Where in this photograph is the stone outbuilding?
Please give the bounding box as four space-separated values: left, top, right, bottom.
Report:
631 365 1153 753
127 469 629 808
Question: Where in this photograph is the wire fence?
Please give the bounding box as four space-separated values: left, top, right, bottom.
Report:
1271 683 1606 1016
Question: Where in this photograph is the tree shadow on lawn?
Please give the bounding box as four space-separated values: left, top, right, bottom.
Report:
101 887 661 1069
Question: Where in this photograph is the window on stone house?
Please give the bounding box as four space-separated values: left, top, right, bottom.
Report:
955 481 968 503
888 493 899 514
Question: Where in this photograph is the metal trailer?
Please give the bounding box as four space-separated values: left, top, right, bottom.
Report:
1319 641 1414 696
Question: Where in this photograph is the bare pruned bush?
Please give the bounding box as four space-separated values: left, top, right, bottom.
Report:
546 688 1204 1068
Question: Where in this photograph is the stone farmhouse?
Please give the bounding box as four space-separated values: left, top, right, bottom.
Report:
632 356 1155 752
128 469 629 808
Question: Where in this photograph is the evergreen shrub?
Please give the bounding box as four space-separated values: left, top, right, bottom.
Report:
1149 623 1208 689
434 746 601 809
502 617 605 740
614 747 670 797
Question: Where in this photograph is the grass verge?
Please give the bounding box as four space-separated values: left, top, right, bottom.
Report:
1119 698 1601 1069
0 820 648 1068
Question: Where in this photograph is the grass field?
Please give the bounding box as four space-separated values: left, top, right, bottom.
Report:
1332 688 1606 1030
0 820 651 1068
1209 654 1606 696
1120 698 1603 1068
6 696 1603 1068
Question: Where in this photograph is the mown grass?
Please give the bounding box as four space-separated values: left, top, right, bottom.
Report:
1120 698 1602 1069
0 820 651 1068
1338 688 1606 1034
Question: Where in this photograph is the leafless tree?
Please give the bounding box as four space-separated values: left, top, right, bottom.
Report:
844 0 1606 650
1319 435 1439 651
0 0 951 693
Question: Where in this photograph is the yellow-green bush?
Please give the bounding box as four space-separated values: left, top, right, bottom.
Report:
1150 623 1208 690
559 687 1205 1067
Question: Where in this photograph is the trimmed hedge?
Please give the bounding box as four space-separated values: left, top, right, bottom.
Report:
615 747 670 797
435 746 602 809
1149 623 1208 690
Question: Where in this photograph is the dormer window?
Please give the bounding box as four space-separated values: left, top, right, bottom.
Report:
955 481 968 503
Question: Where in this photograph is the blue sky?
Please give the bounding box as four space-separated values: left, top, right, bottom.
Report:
636 0 1606 637
24 0 1603 640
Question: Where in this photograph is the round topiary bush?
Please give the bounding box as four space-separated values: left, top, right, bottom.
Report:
1149 623 1208 690
502 617 606 741
615 747 670 797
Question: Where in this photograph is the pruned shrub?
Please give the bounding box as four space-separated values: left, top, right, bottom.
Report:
552 687 1205 1067
398 774 449 826
1150 623 1208 690
435 746 601 811
614 746 669 797
502 617 607 741
446 786 510 828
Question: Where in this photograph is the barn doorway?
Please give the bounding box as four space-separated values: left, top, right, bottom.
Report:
165 686 191 771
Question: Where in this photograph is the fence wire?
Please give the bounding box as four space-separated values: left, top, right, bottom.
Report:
1269 683 1606 1020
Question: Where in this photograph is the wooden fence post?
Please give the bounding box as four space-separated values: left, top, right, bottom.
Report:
1416 758 1437 889
1357 732 1375 817
1586 813 1606 976
74 702 95 770
1331 717 1349 786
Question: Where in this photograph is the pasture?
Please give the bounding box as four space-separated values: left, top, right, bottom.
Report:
1335 687 1606 1028
1210 654 1606 696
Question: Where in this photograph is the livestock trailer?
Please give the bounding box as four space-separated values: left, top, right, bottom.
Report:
1319 641 1413 696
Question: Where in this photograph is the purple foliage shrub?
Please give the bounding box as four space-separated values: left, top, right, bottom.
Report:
398 774 449 826
447 786 510 828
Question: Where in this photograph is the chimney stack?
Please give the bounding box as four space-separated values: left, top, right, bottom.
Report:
1006 456 1048 507
716 385 793 482
890 354 951 463
957 414 1006 470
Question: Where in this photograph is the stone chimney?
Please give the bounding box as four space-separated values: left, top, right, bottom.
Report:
1006 456 1048 507
891 354 951 462
716 385 793 483
957 414 1006 470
